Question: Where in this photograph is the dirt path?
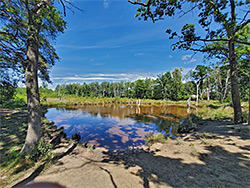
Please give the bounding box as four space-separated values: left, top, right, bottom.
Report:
9 120 249 188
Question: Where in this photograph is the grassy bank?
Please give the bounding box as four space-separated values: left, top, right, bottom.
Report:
12 87 249 122
0 109 66 187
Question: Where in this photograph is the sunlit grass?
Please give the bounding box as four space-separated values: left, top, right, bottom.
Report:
145 133 168 146
195 105 234 121
0 114 59 187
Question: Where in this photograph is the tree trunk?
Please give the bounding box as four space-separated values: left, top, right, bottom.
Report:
20 13 41 154
248 57 250 125
207 87 210 101
222 70 230 101
196 81 200 106
228 40 243 124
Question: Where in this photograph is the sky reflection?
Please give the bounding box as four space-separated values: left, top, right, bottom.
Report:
45 105 192 149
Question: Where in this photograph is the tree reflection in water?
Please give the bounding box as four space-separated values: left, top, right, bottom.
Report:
45 105 194 149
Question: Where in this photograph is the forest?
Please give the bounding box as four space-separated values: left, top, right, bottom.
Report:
52 65 249 102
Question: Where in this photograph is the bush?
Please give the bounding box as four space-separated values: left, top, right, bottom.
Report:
145 133 167 146
0 96 26 109
27 140 53 162
0 81 17 104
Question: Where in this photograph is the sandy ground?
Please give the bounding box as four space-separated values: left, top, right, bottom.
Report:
8 119 249 188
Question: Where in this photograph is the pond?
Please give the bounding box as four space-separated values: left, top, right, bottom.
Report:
45 105 194 149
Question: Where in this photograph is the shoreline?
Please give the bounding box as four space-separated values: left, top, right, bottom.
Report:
1 106 249 187
13 119 250 188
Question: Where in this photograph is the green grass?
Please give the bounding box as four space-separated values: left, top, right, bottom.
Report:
190 148 199 157
0 110 60 187
176 138 184 145
189 143 195 147
40 95 189 107
145 133 168 146
0 96 26 110
195 105 234 121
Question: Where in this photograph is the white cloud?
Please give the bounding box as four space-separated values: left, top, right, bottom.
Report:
182 54 196 64
52 73 156 84
181 67 193 76
169 55 173 58
182 55 192 61
184 58 197 64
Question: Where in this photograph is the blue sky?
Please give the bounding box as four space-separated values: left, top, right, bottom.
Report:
47 0 205 89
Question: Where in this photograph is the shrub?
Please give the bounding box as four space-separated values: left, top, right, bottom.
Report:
145 133 167 146
0 81 16 103
27 140 53 162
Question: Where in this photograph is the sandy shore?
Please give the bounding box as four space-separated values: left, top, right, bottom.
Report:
8 120 250 188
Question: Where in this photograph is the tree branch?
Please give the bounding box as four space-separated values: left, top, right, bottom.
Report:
185 46 229 53
128 0 149 7
197 38 229 43
32 0 51 13
194 38 249 46
234 39 250 46
235 19 250 33
59 0 66 16
63 0 85 14
179 4 198 18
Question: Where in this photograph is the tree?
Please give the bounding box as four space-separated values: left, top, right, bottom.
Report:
134 79 146 99
212 66 231 102
184 81 196 98
155 71 172 100
171 68 184 101
129 0 250 123
247 57 250 125
0 0 66 153
186 65 210 105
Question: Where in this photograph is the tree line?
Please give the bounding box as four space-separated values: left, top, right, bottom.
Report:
54 65 249 103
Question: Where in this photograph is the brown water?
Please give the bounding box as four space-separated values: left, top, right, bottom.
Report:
45 105 194 149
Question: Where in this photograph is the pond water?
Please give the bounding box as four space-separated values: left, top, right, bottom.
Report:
45 105 194 149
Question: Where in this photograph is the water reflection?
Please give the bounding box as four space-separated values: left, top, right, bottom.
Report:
45 105 193 149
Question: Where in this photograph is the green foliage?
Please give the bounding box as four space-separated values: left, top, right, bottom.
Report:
40 63 234 103
26 139 53 162
190 148 199 157
0 81 17 104
0 0 67 84
0 96 26 109
52 68 197 101
1 149 21 170
200 138 212 146
196 105 234 121
171 68 185 100
145 133 168 146
189 143 195 147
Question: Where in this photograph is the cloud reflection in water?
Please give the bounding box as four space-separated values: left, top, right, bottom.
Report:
45 105 192 149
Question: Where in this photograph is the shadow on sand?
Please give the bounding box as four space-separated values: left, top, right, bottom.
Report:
102 144 250 188
12 143 78 188
102 120 250 188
